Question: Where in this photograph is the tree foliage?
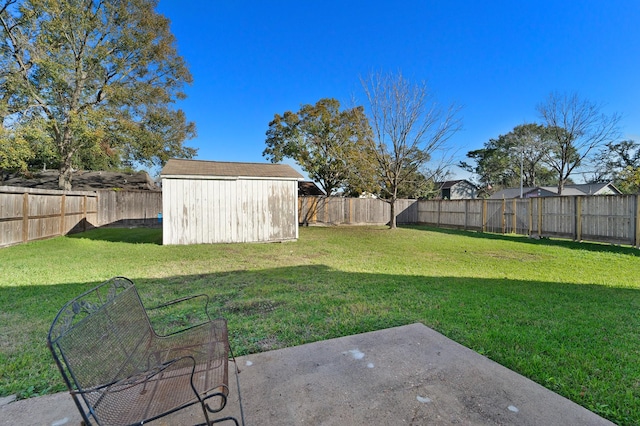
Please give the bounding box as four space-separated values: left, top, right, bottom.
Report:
616 166 640 194
537 92 621 194
0 0 196 189
264 98 374 196
0 125 31 181
591 140 640 184
460 123 557 193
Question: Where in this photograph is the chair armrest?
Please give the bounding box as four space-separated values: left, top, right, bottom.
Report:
148 293 211 316
147 294 213 336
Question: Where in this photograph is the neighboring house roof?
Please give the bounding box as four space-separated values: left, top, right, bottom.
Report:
491 187 529 199
490 182 621 199
436 179 478 189
161 159 303 180
0 170 158 191
569 182 622 195
298 181 325 196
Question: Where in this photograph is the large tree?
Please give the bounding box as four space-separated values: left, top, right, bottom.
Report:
0 127 30 182
0 0 196 190
361 71 460 228
616 166 640 194
460 123 556 193
264 98 374 196
537 92 620 195
591 140 640 183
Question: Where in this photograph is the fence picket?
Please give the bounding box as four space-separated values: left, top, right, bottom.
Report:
299 195 640 247
2 188 637 248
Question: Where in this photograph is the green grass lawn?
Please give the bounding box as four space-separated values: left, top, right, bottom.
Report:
1 225 639 424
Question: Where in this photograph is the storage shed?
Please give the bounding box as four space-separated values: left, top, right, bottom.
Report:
161 159 303 245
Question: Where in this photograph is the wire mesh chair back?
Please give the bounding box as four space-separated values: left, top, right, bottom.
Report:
49 277 152 391
47 277 241 426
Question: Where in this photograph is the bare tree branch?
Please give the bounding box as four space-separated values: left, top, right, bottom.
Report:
361 71 461 228
537 92 621 194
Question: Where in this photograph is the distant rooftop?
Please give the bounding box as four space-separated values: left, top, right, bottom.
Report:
298 181 325 196
0 170 157 191
490 182 621 199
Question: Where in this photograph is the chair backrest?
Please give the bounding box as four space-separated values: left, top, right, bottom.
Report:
48 277 154 392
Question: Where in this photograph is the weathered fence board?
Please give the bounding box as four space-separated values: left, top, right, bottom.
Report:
580 195 635 244
417 200 439 225
0 186 99 247
97 190 162 227
4 186 640 249
0 186 161 248
299 195 640 248
396 199 418 224
300 197 392 225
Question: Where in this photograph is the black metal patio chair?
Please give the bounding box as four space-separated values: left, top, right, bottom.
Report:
47 277 244 425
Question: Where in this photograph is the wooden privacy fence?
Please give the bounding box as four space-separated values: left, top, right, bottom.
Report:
98 189 162 228
0 186 97 247
0 186 162 248
4 187 639 248
299 195 640 247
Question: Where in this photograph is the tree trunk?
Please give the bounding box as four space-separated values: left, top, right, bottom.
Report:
389 199 397 229
57 128 74 191
58 163 73 191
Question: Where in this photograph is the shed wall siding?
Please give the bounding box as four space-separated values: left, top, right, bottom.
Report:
162 177 298 245
451 183 477 199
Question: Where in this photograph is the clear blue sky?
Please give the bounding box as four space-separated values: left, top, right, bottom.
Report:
156 0 640 181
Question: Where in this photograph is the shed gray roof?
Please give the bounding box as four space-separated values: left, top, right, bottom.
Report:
161 159 303 180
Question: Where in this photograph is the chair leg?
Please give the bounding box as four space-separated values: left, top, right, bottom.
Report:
197 359 244 425
229 348 246 426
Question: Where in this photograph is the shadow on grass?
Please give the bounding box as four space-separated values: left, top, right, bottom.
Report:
403 224 640 257
67 225 640 258
2 265 640 424
67 227 163 245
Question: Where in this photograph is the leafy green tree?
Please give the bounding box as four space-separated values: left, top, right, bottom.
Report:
591 140 640 184
616 166 640 194
537 92 620 195
0 126 32 181
361 71 460 228
460 123 556 194
264 98 374 196
0 0 196 190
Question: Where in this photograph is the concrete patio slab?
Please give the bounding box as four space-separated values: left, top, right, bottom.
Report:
0 323 614 426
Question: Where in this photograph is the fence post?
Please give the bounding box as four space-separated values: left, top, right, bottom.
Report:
512 199 517 234
83 195 88 232
22 193 29 242
537 198 543 238
464 200 468 231
348 198 352 224
501 199 506 234
59 194 66 236
635 195 640 248
324 197 329 224
528 198 533 236
482 199 487 232
575 196 582 242
312 198 318 223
